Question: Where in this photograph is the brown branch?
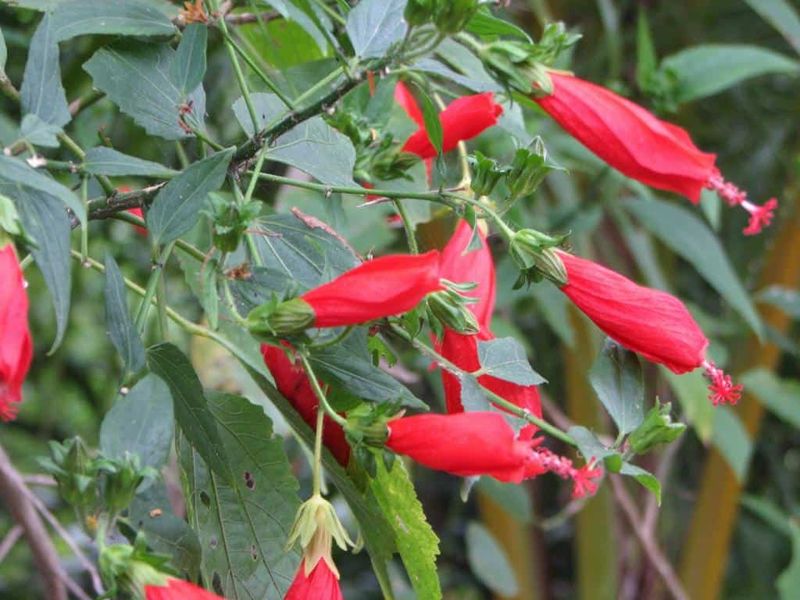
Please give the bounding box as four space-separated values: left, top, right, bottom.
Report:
0 525 23 562
610 474 689 600
0 445 68 600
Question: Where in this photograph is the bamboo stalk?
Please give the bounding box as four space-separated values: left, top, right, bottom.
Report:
564 308 619 600
678 201 800 599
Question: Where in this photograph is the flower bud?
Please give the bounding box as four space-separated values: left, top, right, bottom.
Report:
203 196 260 253
505 139 561 202
38 437 98 512
628 402 686 454
433 0 479 34
97 453 157 515
404 0 435 27
246 297 315 338
427 288 481 335
509 230 568 285
469 151 508 197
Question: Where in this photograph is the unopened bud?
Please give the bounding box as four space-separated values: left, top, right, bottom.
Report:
506 139 562 201
246 297 315 338
427 289 480 335
509 231 568 285
469 151 508 197
434 0 479 34
629 402 685 454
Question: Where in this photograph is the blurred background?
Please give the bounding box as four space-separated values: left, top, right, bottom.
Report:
1 1 799 599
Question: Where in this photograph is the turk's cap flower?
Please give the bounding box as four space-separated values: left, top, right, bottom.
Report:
145 578 224 600
285 557 344 600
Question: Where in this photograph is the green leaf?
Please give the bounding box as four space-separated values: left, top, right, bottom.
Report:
0 155 85 224
660 366 714 441
589 338 645 435
757 285 800 319
259 0 330 54
171 23 207 95
129 480 202 578
50 0 176 41
568 425 617 464
465 521 519 598
83 42 207 140
100 374 174 469
619 462 662 505
147 343 232 482
178 393 300 599
146 148 233 245
20 14 70 128
371 461 441 600
103 254 146 374
779 523 800 600
251 212 359 289
232 93 357 186
5 185 71 351
743 0 800 56
529 281 575 347
83 147 177 178
712 406 752 482
0 27 6 72
413 83 443 156
346 0 407 59
18 113 62 147
626 196 763 337
476 337 546 386
741 368 800 430
662 44 800 102
466 8 532 42
476 478 532 523
635 8 658 90
741 494 794 538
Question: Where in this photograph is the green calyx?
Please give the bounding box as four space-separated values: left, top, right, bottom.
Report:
427 283 481 335
286 494 354 554
629 402 686 455
509 229 569 287
245 297 315 338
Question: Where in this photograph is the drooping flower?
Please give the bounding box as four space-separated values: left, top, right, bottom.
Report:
145 578 224 600
248 251 444 335
0 244 33 422
557 250 742 405
398 83 504 159
535 72 777 235
285 558 344 600
261 345 350 466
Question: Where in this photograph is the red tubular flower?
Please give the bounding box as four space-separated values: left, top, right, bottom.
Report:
285 558 344 600
0 244 33 422
145 578 224 600
557 250 742 405
398 83 504 159
535 72 777 235
301 251 443 328
261 345 350 466
127 207 147 236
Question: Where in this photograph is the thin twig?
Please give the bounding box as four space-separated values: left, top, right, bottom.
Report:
0 525 23 562
0 445 68 600
225 10 279 25
610 475 689 600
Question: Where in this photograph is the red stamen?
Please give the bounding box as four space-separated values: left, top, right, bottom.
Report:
702 360 743 406
527 445 602 499
705 171 778 235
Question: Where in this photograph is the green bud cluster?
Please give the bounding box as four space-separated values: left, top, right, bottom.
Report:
245 297 315 338
203 195 260 253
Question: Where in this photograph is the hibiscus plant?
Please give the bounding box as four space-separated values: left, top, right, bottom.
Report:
0 1 797 599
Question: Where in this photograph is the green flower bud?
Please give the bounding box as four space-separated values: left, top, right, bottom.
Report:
506 138 562 202
427 288 480 335
204 196 260 253
246 297 315 338
509 230 568 285
38 437 98 511
434 0 479 34
629 402 686 454
97 453 157 515
469 151 508 197
405 0 435 27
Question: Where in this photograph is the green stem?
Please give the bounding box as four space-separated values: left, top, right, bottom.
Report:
389 323 576 447
109 212 206 262
80 176 89 262
298 353 348 428
312 405 325 497
186 122 225 151
292 66 346 107
134 242 176 333
392 200 419 254
225 32 296 110
57 132 115 195
230 176 263 267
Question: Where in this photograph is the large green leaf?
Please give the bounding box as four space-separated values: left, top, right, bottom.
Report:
662 44 800 102
465 522 518 598
346 0 407 59
83 42 207 140
743 0 800 56
233 93 357 186
619 462 662 505
5 184 71 351
83 147 177 178
146 148 234 245
371 461 441 600
178 393 300 600
103 254 146 374
741 369 800 430
147 343 232 482
20 14 70 128
100 374 174 469
50 0 176 40
18 114 62 148
257 0 330 53
476 337 546 387
0 155 84 224
171 23 207 95
626 196 763 337
589 338 645 435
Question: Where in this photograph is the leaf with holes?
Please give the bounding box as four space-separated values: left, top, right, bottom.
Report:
178 392 300 599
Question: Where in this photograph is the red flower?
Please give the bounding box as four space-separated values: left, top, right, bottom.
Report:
398 83 504 159
0 244 33 422
386 412 541 483
127 207 147 236
535 72 777 235
145 578 224 600
301 251 443 328
285 558 344 600
261 345 350 466
557 250 742 405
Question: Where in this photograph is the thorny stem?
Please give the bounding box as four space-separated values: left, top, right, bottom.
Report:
388 323 577 447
